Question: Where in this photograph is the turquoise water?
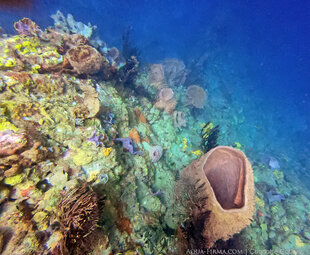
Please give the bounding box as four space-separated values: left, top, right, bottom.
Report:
0 0 309 254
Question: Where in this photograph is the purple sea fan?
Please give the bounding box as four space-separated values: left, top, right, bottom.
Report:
148 145 163 163
0 130 27 156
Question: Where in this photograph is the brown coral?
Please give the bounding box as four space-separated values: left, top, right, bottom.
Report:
155 87 177 114
79 83 100 118
14 18 42 37
66 45 103 75
149 64 167 89
55 182 100 255
162 58 188 87
178 146 255 249
185 85 206 109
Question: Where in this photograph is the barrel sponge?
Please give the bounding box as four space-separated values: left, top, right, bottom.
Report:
180 146 255 248
66 45 103 75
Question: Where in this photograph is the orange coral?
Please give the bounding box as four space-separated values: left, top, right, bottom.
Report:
129 128 141 144
155 87 177 114
135 108 147 123
66 45 103 75
178 146 255 249
185 85 206 109
115 203 132 236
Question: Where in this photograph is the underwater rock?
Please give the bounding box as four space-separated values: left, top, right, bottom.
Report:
66 45 103 75
0 131 27 157
185 85 206 109
79 83 100 118
14 18 43 37
178 146 255 249
155 87 177 114
141 195 164 215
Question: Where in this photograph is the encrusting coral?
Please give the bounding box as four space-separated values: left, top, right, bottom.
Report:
177 146 255 249
185 85 207 109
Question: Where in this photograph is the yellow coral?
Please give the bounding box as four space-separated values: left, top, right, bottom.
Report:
103 147 112 157
0 118 19 132
182 138 188 151
87 170 100 182
33 211 49 231
255 196 265 208
4 174 24 186
72 149 93 166
273 170 284 180
295 235 305 248
191 150 202 156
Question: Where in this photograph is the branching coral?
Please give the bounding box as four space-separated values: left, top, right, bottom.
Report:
55 182 100 255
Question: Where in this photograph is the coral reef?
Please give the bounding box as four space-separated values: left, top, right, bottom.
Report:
0 16 308 255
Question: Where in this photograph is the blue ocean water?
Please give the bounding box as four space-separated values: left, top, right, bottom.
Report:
0 0 310 253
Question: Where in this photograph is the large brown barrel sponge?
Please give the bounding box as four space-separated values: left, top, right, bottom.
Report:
180 146 255 248
66 45 104 75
